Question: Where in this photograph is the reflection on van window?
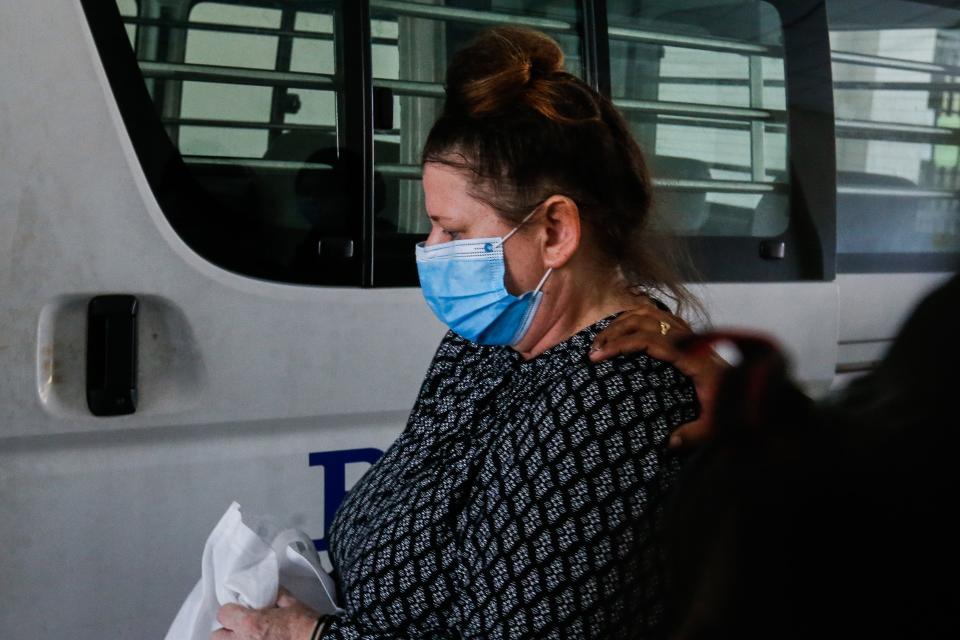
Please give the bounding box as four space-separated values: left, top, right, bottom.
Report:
115 0 353 284
607 0 789 238
368 0 586 238
117 0 137 45
829 0 960 265
180 3 281 157
365 1 589 285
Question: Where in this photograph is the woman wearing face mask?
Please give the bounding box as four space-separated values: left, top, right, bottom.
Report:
214 26 714 640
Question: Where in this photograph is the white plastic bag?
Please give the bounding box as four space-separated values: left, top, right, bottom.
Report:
165 502 342 640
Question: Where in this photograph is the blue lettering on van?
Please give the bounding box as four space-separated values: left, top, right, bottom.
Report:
309 448 384 552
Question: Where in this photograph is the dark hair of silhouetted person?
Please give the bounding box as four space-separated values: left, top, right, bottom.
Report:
661 274 960 638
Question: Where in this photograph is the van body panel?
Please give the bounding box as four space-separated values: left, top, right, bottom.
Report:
1 1 955 639
0 1 447 442
690 281 839 397
0 415 401 638
837 272 953 343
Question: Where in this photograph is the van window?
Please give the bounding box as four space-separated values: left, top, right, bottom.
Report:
601 0 838 283
828 0 960 272
368 0 586 285
118 0 137 45
607 0 789 238
88 0 834 286
102 0 357 285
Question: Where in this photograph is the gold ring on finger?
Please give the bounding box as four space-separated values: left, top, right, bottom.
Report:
659 320 671 336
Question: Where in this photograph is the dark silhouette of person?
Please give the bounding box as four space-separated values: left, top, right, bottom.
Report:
662 273 960 638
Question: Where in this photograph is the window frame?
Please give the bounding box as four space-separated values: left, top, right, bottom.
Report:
81 0 366 286
617 0 837 282
368 0 838 285
828 0 960 274
85 0 846 286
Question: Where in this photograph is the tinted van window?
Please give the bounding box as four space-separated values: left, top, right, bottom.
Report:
828 0 960 272
607 0 789 238
107 0 357 284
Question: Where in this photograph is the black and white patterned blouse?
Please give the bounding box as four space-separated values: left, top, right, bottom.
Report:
324 315 698 639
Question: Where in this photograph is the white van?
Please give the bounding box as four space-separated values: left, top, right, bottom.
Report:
1 1 956 637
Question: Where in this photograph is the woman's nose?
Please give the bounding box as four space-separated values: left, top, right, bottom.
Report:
424 226 446 246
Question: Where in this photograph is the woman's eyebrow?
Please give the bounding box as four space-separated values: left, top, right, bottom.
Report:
428 214 449 222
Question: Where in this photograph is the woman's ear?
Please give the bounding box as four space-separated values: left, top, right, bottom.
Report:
539 195 581 269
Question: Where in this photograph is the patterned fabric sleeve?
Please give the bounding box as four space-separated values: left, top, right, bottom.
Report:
321 352 696 639
451 356 695 639
317 616 388 639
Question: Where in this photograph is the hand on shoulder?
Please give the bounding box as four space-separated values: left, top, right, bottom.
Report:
589 300 726 450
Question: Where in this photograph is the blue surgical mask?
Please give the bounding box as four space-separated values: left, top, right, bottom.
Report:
416 211 553 346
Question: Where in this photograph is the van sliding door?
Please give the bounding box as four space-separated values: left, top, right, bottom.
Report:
602 0 840 396
828 0 960 384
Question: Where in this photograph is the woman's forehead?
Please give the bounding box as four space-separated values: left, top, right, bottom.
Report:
422 162 468 195
422 163 498 224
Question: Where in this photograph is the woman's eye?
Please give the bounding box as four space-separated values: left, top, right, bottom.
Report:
443 229 460 240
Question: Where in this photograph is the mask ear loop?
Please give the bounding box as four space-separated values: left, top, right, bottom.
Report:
496 206 553 292
533 268 553 293
495 207 541 247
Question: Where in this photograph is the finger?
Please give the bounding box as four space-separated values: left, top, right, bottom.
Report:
590 329 687 363
216 604 251 630
669 351 720 381
615 312 691 347
596 301 692 335
666 311 692 333
669 415 715 449
592 334 680 364
668 376 720 449
592 316 652 351
680 355 729 391
277 591 300 608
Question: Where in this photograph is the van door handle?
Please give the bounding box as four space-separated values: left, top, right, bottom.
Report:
317 237 355 258
86 295 138 416
759 240 786 260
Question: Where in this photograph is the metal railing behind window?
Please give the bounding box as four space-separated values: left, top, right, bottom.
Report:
369 0 574 32
138 61 338 91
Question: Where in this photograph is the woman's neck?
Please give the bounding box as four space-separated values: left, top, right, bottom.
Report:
512 266 642 360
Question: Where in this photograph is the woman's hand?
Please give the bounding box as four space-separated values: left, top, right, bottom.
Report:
589 301 726 449
212 590 320 640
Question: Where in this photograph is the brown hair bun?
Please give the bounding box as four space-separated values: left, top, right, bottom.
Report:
445 26 566 119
